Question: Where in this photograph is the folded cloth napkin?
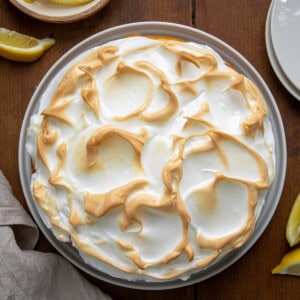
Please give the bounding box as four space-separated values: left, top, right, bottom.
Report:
0 171 111 300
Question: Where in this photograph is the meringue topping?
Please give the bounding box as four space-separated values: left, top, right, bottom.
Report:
26 36 275 280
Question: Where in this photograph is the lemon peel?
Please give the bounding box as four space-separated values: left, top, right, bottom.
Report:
272 248 300 276
286 193 300 247
0 28 55 62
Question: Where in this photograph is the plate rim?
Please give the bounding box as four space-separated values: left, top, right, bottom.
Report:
265 1 300 101
270 0 300 91
18 21 287 290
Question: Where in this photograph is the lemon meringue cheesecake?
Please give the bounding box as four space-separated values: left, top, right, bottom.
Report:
26 36 275 280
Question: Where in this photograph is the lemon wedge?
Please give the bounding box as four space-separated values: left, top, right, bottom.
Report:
272 248 300 276
286 193 300 247
0 28 55 62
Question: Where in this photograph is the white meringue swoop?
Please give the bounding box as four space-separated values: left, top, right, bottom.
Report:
26 36 275 280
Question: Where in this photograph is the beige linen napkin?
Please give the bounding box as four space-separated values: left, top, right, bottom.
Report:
0 171 111 300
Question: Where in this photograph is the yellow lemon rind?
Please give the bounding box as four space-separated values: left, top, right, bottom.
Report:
272 248 300 276
286 193 300 247
0 38 55 62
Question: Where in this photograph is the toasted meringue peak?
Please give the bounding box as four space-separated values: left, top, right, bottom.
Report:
26 36 275 280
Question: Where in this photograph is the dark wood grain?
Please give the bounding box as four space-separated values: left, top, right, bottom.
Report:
0 0 299 299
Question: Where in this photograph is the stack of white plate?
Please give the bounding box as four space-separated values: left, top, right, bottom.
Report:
266 0 300 100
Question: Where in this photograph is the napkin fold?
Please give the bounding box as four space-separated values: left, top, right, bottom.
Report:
0 170 111 300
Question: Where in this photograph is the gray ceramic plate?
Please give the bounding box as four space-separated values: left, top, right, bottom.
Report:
19 22 286 290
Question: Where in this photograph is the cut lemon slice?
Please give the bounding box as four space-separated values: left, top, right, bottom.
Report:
286 193 300 247
49 0 93 4
272 248 300 276
0 28 55 62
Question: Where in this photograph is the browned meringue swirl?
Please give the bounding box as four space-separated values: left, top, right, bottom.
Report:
29 36 274 280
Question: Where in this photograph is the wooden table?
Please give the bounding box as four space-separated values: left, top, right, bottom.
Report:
1 1 299 299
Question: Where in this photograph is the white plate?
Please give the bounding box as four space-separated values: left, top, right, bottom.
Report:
271 0 300 90
19 22 287 290
10 0 110 23
266 1 300 100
